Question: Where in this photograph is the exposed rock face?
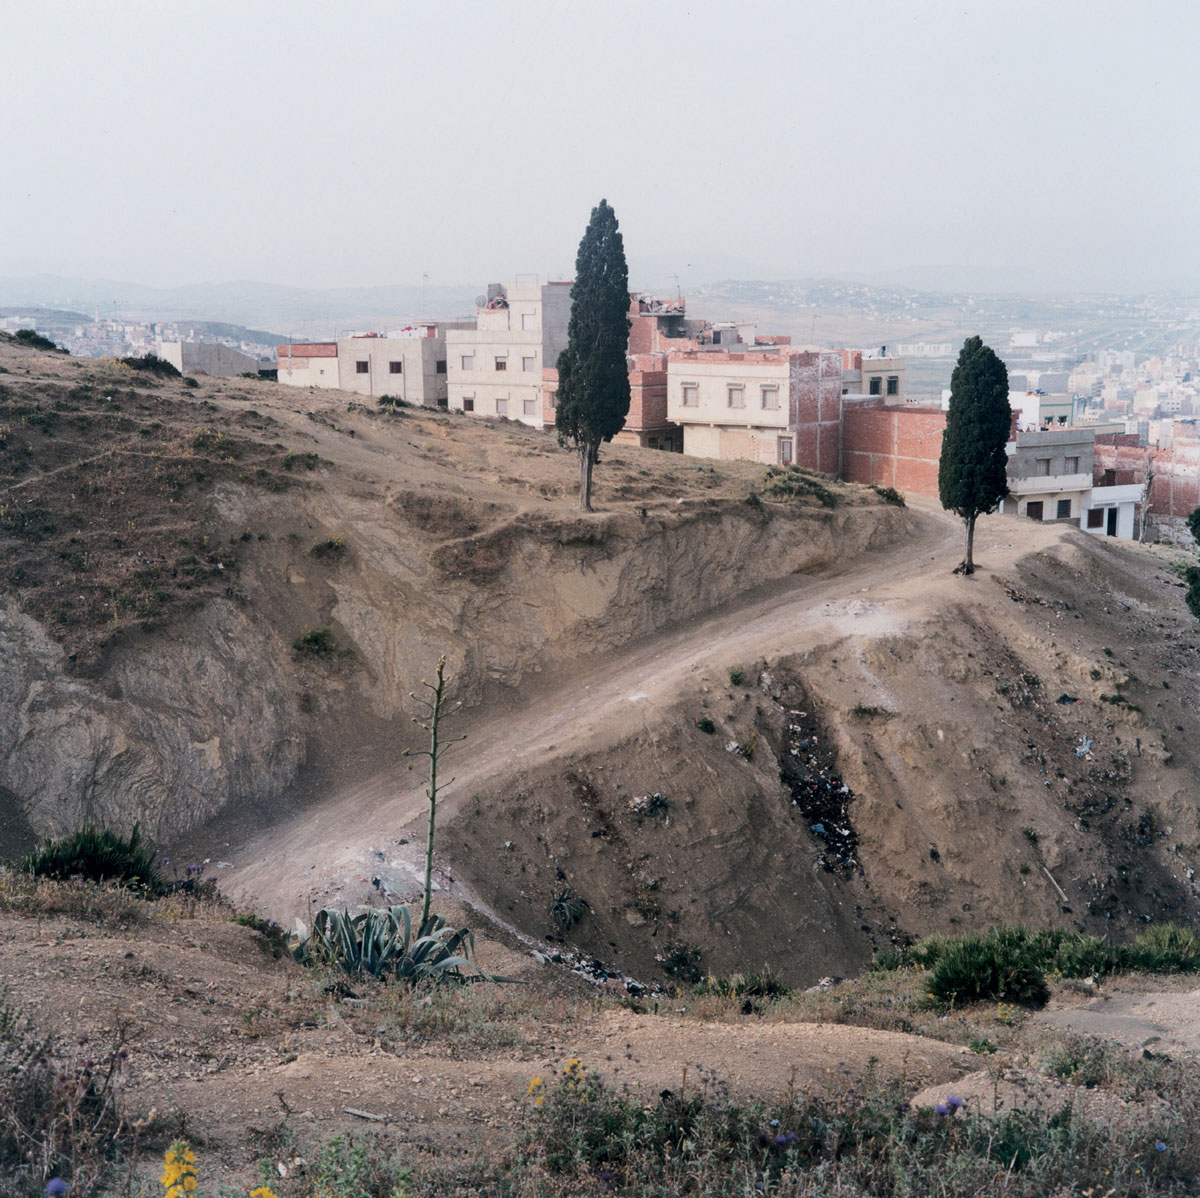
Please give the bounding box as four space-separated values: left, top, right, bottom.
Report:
0 496 909 845
0 602 303 842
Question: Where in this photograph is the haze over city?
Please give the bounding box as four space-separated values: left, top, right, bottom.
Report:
5 0 1198 297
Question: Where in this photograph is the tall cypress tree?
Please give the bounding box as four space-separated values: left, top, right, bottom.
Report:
555 199 631 511
938 335 1011 574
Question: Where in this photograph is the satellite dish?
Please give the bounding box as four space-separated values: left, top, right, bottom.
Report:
475 295 487 308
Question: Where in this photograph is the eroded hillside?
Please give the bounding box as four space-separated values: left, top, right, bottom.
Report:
0 340 907 850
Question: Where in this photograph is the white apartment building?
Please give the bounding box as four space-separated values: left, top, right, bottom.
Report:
335 323 470 407
276 342 341 389
446 280 572 427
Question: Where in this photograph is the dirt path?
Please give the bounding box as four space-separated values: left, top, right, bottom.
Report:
217 500 1066 925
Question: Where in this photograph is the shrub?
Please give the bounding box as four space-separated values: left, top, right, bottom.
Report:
729 667 745 686
377 394 409 410
310 535 346 558
658 942 703 984
291 905 497 986
928 927 1051 1007
119 353 179 377
281 451 320 471
762 465 838 508
19 824 162 893
695 716 716 734
293 627 333 654
13 328 64 353
872 485 906 506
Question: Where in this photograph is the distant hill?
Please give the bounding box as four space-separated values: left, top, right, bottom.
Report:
0 306 92 324
0 275 481 330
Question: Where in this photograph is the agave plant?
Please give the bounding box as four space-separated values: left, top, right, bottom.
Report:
291 905 495 986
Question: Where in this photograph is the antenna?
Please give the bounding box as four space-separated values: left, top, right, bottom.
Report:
669 273 681 301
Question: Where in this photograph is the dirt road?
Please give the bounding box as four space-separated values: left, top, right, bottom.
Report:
217 499 1062 925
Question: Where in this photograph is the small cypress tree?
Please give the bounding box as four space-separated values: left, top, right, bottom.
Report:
555 199 631 511
938 336 1011 574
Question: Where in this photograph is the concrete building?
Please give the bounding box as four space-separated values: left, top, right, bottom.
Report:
158 340 265 377
666 348 842 471
335 324 468 407
1001 427 1095 523
842 351 906 403
447 280 571 427
276 342 340 388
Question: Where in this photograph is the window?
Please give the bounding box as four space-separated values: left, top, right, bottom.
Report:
463 397 475 412
436 360 446 374
548 390 558 408
760 386 779 410
1087 507 1105 529
681 384 698 407
1065 456 1079 474
1056 499 1072 519
461 354 474 370
522 355 536 372
727 385 745 408
495 356 507 371
356 360 369 374
869 377 882 395
1026 501 1044 520
523 397 537 416
521 313 536 331
389 361 403 374
1036 458 1051 476
886 376 899 396
496 397 508 415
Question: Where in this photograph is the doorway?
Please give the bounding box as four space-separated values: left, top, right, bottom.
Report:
778 438 793 466
1106 507 1118 536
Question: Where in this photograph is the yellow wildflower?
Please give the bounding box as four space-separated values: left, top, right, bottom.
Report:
250 1188 279 1198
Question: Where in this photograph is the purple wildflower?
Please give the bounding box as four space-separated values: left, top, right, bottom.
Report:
45 1182 68 1197
946 1094 965 1111
935 1103 949 1117
1156 1141 1167 1152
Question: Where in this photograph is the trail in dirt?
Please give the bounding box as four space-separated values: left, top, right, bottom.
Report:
219 500 1050 923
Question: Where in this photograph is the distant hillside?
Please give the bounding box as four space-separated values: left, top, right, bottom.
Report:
0 274 481 330
0 306 92 324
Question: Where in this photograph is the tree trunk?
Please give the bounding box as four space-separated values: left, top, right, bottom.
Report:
579 443 594 511
963 514 976 574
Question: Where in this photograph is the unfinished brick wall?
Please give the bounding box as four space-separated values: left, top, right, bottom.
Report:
790 352 842 474
841 399 945 497
1094 433 1200 544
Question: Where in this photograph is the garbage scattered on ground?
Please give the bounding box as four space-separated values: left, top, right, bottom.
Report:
780 704 859 872
1076 736 1094 758
1056 693 1080 705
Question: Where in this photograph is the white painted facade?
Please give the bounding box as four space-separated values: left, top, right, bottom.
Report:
446 280 572 427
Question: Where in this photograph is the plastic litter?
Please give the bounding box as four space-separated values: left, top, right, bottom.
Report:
1076 735 1093 758
1056 693 1080 705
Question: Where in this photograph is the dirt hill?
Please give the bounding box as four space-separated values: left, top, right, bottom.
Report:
3 338 1200 990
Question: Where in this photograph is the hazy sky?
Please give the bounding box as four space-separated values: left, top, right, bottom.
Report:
6 0 1198 293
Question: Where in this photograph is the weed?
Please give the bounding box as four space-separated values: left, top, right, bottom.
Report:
762 465 838 507
1022 827 1039 845
551 887 585 935
695 716 716 734
0 992 132 1193
743 490 763 512
729 667 745 686
968 1035 998 1054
